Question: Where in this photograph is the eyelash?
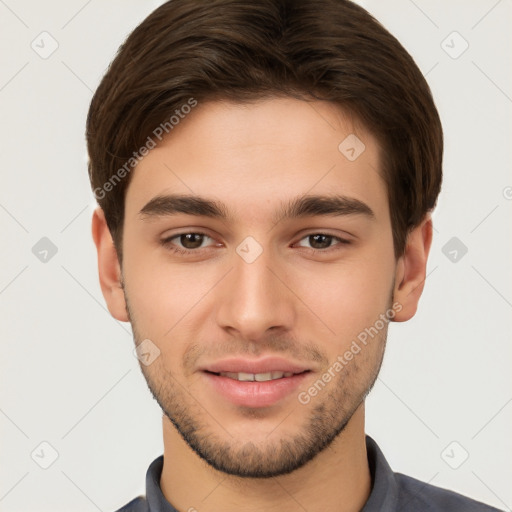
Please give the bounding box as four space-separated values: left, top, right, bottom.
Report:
160 231 351 256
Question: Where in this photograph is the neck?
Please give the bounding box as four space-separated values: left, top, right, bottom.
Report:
160 404 371 512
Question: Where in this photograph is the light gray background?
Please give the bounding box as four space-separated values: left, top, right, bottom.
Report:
1 1 511 511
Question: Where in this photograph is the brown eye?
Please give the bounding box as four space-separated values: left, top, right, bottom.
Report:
308 234 333 249
178 233 205 249
160 231 215 254
295 233 351 253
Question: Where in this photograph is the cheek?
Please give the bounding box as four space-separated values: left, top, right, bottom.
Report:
122 242 220 365
122 240 179 331
126 266 209 331
292 254 395 348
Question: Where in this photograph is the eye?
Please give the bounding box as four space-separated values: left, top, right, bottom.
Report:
160 232 217 254
295 233 351 253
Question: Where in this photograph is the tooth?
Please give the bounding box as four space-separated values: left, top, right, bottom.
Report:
218 371 297 382
255 372 273 382
237 372 255 381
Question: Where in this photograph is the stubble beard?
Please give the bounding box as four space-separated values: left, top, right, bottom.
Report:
124 289 388 478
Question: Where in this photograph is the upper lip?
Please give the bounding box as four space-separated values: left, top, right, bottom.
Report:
200 357 311 375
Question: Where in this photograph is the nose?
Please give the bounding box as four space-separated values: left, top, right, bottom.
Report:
215 242 296 342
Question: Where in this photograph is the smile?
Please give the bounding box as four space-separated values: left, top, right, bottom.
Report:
215 370 302 382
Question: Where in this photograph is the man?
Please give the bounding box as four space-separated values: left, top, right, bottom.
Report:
86 0 502 510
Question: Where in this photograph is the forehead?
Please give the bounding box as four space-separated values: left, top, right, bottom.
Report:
124 97 388 224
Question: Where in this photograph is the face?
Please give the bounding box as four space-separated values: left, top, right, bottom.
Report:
114 98 401 477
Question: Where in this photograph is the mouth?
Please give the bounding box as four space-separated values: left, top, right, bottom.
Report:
200 358 313 408
204 370 310 382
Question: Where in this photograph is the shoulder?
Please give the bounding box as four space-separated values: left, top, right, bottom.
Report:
395 472 504 511
113 496 148 512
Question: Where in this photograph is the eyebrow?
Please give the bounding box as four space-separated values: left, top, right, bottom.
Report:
138 193 375 224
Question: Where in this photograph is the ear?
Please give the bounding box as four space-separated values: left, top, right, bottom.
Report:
392 214 433 322
91 207 129 322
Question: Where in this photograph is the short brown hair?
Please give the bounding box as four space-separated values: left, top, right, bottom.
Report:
86 0 443 262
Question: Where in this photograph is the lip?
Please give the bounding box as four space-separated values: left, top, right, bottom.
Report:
200 356 311 375
202 370 311 408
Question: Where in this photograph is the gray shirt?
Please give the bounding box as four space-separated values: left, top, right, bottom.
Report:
115 434 503 511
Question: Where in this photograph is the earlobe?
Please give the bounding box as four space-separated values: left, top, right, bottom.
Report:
91 207 129 322
392 214 433 322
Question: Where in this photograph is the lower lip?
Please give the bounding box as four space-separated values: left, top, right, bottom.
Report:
202 371 310 408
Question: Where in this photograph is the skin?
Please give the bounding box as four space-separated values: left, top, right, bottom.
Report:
92 97 432 512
